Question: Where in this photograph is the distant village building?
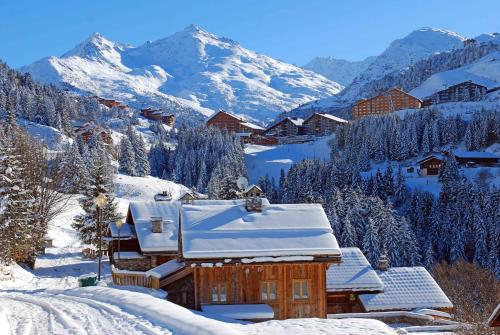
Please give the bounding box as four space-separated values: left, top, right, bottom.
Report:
422 81 488 106
302 113 348 136
463 38 477 47
92 96 129 111
352 88 422 120
73 122 113 145
417 151 499 176
264 117 305 137
141 108 176 127
417 154 445 176
206 110 269 144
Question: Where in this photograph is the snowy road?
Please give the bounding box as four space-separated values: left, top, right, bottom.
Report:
0 291 171 335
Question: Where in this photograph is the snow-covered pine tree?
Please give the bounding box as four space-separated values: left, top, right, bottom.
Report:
58 142 89 193
362 217 381 267
119 137 137 176
72 150 118 246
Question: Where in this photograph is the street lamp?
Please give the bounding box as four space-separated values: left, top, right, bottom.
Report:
115 218 123 261
95 193 107 281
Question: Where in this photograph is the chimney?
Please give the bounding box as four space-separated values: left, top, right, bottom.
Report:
379 254 389 271
151 217 163 233
246 196 263 212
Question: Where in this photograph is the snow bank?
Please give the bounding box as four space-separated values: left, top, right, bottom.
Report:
201 304 274 320
62 286 242 335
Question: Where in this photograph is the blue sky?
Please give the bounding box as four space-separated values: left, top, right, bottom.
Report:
1 0 499 68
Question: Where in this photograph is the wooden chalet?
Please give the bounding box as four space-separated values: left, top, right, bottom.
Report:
352 88 422 120
74 122 113 145
108 198 453 322
141 108 175 127
422 81 488 106
92 96 129 110
303 113 348 136
488 304 500 328
417 154 445 176
264 117 305 137
206 110 268 144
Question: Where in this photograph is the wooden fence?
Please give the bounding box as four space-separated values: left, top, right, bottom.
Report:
112 272 152 288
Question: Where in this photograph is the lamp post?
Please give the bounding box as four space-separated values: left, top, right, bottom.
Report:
115 218 123 261
95 193 107 281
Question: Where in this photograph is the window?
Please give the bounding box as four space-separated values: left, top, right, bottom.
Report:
211 283 227 303
261 281 276 303
293 280 309 300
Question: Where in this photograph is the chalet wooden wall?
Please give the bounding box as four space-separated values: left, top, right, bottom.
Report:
352 89 421 119
303 115 340 136
193 262 329 319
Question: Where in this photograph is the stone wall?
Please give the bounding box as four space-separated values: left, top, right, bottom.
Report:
114 256 151 271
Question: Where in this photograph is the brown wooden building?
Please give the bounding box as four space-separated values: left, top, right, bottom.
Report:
417 154 445 176
74 122 113 145
422 81 488 106
264 117 305 137
453 150 499 166
303 113 348 136
92 96 129 110
206 110 264 136
179 200 341 320
352 88 422 120
141 108 175 127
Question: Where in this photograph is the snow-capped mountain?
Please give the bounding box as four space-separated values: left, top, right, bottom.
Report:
294 27 466 112
21 25 343 124
302 56 376 86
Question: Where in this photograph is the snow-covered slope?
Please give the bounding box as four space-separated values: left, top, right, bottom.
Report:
410 51 500 99
302 56 375 86
22 25 343 124
296 27 466 112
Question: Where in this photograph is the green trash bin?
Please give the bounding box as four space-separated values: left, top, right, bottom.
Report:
78 273 97 287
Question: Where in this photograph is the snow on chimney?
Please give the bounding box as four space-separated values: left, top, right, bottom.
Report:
379 254 389 271
151 217 163 233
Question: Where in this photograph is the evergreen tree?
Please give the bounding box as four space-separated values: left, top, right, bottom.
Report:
134 133 151 176
119 137 137 176
363 217 381 267
72 152 118 246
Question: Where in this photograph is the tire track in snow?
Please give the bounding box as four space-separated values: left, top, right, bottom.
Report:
0 292 171 335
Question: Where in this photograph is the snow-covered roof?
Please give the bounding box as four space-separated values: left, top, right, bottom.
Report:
316 113 349 124
145 259 185 279
417 153 445 164
288 117 305 126
358 267 453 311
488 303 500 327
241 121 265 130
128 201 180 253
190 198 270 206
326 248 384 292
181 203 341 259
108 222 133 238
453 150 499 159
113 251 146 259
201 304 274 320
243 184 262 194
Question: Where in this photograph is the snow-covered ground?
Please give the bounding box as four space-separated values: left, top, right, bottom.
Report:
0 173 454 334
245 136 333 183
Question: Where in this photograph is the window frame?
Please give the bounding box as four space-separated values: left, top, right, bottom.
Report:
260 281 277 303
292 279 311 302
211 283 227 304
